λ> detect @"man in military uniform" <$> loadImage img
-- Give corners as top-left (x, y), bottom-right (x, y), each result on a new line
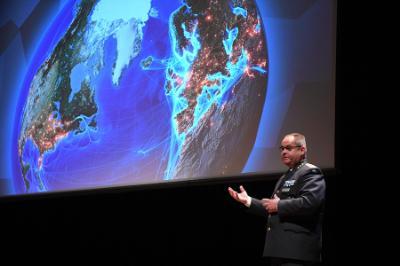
top-left (228, 133), bottom-right (326, 266)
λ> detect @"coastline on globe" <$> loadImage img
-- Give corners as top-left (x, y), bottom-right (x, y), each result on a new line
top-left (14, 0), bottom-right (268, 194)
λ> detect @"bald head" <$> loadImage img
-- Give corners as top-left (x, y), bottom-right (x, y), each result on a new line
top-left (284, 133), bottom-right (307, 149)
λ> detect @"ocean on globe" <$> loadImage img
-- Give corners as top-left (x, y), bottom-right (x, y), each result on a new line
top-left (14, 0), bottom-right (268, 194)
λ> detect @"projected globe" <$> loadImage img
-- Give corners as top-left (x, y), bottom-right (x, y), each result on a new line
top-left (15, 0), bottom-right (268, 193)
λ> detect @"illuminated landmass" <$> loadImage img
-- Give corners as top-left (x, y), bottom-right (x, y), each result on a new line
top-left (163, 0), bottom-right (267, 179)
top-left (18, 0), bottom-right (152, 191)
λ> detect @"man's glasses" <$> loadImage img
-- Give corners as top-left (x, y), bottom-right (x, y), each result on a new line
top-left (279, 145), bottom-right (301, 152)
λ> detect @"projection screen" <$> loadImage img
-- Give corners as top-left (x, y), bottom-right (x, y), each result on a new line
top-left (0, 0), bottom-right (336, 196)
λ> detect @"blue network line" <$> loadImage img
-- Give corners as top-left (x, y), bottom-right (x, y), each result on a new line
top-left (163, 5), bottom-right (266, 180)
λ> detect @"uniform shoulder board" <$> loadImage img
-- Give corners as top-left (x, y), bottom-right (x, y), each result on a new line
top-left (310, 168), bottom-right (321, 174)
top-left (305, 163), bottom-right (317, 169)
top-left (305, 163), bottom-right (321, 174)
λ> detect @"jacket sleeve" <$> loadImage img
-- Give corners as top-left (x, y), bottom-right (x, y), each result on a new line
top-left (277, 170), bottom-right (325, 218)
top-left (247, 197), bottom-right (269, 218)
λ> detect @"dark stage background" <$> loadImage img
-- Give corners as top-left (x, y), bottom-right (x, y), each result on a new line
top-left (1, 1), bottom-right (370, 265)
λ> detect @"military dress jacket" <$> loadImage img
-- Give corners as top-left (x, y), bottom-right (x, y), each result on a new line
top-left (248, 162), bottom-right (326, 262)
